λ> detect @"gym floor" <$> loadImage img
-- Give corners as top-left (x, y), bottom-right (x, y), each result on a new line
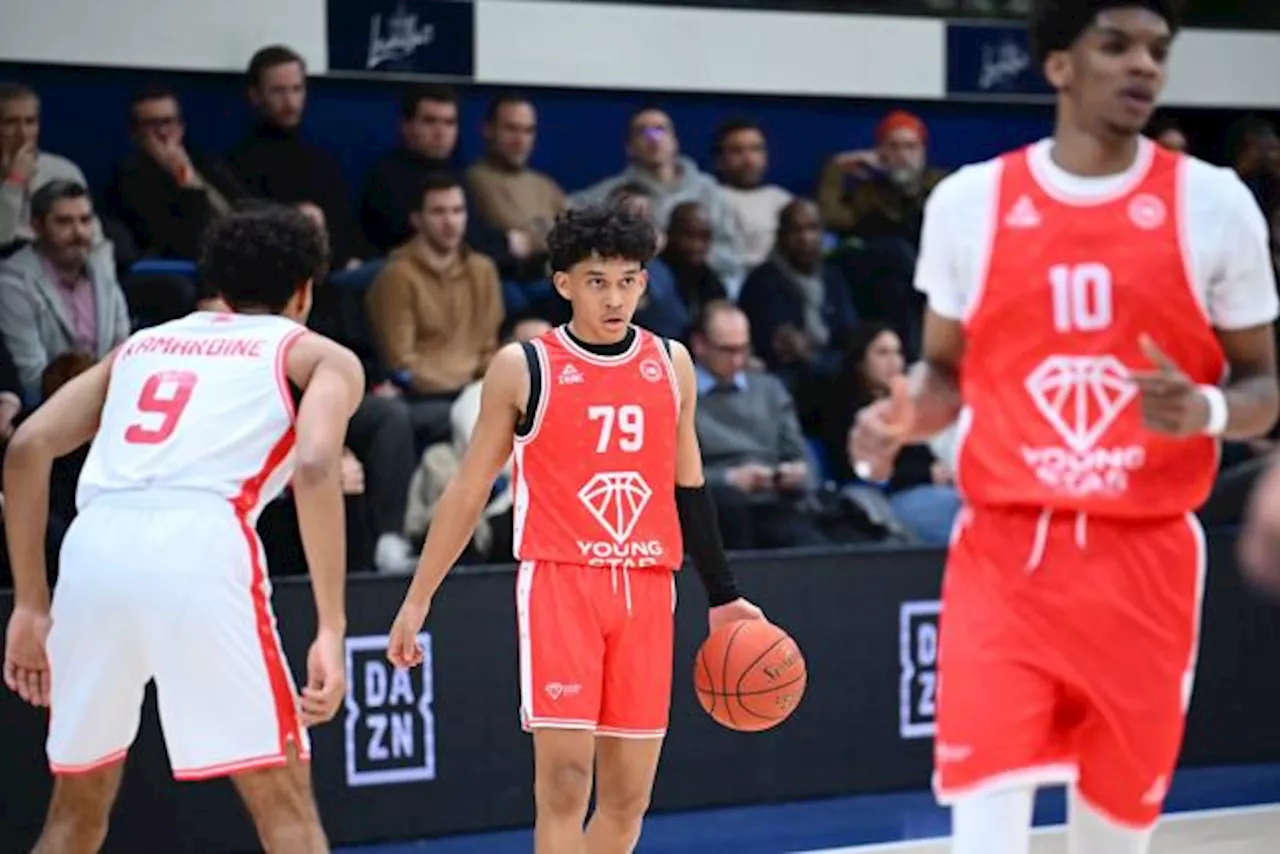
top-left (335, 762), bottom-right (1280, 853)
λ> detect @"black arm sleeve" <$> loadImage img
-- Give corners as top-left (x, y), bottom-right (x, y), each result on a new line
top-left (676, 484), bottom-right (740, 607)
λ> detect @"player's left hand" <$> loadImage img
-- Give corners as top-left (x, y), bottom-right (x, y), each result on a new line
top-left (708, 597), bottom-right (766, 634)
top-left (1130, 334), bottom-right (1211, 438)
top-left (300, 628), bottom-right (346, 727)
top-left (3, 605), bottom-right (52, 707)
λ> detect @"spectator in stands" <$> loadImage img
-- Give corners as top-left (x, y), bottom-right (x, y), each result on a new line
top-left (1147, 115), bottom-right (1188, 152)
top-left (737, 198), bottom-right (855, 402)
top-left (660, 201), bottom-right (728, 324)
top-left (1228, 116), bottom-right (1280, 215)
top-left (366, 173), bottom-right (503, 445)
top-left (712, 116), bottom-right (792, 270)
top-left (571, 107), bottom-right (747, 289)
top-left (103, 85), bottom-right (247, 262)
top-left (816, 109), bottom-right (945, 248)
top-left (228, 46), bottom-right (361, 268)
top-left (691, 301), bottom-right (827, 550)
top-left (0, 181), bottom-right (130, 393)
top-left (0, 82), bottom-right (99, 254)
top-left (361, 85), bottom-right (530, 280)
top-left (821, 322), bottom-right (959, 545)
top-left (608, 183), bottom-right (691, 340)
top-left (466, 93), bottom-right (565, 268)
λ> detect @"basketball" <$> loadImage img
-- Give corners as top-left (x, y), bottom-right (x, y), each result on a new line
top-left (694, 620), bottom-right (806, 732)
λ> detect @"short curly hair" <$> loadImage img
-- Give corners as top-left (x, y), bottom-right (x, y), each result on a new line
top-left (1030, 0), bottom-right (1183, 64)
top-left (198, 203), bottom-right (329, 313)
top-left (546, 203), bottom-right (658, 274)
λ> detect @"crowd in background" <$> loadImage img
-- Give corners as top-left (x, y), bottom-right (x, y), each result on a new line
top-left (1, 43), bottom-right (1279, 585)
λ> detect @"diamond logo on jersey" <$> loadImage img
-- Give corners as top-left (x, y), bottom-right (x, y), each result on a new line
top-left (1024, 355), bottom-right (1136, 454)
top-left (578, 471), bottom-right (652, 544)
top-left (1004, 195), bottom-right (1041, 228)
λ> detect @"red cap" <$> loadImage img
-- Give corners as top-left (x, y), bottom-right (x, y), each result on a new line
top-left (876, 110), bottom-right (927, 144)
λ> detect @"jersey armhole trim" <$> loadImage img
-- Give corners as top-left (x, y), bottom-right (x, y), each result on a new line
top-left (514, 341), bottom-right (543, 440)
top-left (275, 327), bottom-right (309, 423)
top-left (961, 158), bottom-right (1006, 327)
top-left (653, 336), bottom-right (682, 413)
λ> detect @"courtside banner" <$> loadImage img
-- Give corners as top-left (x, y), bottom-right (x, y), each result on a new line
top-left (2, 535), bottom-right (1280, 850)
top-left (327, 0), bottom-right (475, 77)
top-left (945, 22), bottom-right (1053, 101)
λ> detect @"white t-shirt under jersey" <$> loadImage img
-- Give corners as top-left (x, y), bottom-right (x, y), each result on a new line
top-left (914, 137), bottom-right (1280, 330)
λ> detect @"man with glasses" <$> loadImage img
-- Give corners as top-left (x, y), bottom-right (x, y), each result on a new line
top-left (690, 300), bottom-right (828, 550)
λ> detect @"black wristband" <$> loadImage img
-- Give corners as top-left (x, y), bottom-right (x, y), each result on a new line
top-left (675, 484), bottom-right (741, 607)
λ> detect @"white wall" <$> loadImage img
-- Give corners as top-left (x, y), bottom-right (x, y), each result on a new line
top-left (3, 0), bottom-right (1280, 107)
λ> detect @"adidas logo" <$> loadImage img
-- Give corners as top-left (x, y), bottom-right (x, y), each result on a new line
top-left (1004, 195), bottom-right (1041, 228)
top-left (558, 363), bottom-right (584, 385)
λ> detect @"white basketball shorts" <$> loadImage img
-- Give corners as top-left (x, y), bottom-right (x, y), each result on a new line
top-left (46, 490), bottom-right (309, 780)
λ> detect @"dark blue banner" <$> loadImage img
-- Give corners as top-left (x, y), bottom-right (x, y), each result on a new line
top-left (946, 22), bottom-right (1053, 100)
top-left (328, 0), bottom-right (475, 78)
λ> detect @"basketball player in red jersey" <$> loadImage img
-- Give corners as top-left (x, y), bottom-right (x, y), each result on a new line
top-left (386, 203), bottom-right (764, 853)
top-left (852, 2), bottom-right (1279, 852)
top-left (3, 206), bottom-right (364, 852)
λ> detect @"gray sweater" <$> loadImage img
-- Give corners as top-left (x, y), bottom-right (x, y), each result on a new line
top-left (570, 155), bottom-right (747, 288)
top-left (694, 369), bottom-right (811, 493)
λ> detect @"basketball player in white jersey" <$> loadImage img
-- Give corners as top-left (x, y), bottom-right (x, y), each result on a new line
top-left (2, 205), bottom-right (365, 853)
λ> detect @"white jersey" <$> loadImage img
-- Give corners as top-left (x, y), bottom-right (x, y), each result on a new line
top-left (76, 311), bottom-right (308, 522)
top-left (915, 136), bottom-right (1280, 330)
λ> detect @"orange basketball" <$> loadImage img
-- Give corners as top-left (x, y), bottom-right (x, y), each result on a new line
top-left (694, 619), bottom-right (806, 732)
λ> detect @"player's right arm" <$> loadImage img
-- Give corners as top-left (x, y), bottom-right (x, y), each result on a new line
top-left (287, 334), bottom-right (366, 635)
top-left (387, 342), bottom-right (525, 667)
top-left (848, 169), bottom-right (970, 480)
top-left (3, 351), bottom-right (114, 705)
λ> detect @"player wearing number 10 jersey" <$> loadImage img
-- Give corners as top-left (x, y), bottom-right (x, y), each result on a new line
top-left (3, 205), bottom-right (365, 853)
top-left (851, 2), bottom-right (1280, 853)
top-left (387, 204), bottom-right (763, 854)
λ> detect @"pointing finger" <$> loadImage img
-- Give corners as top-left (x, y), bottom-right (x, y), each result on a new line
top-left (1139, 334), bottom-right (1181, 376)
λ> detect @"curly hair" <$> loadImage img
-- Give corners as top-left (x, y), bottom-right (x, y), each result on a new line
top-left (197, 203), bottom-right (329, 313)
top-left (1030, 0), bottom-right (1183, 64)
top-left (546, 203), bottom-right (658, 274)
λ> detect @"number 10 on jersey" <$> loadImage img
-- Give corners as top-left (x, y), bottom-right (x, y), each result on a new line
top-left (1049, 263), bottom-right (1112, 332)
top-left (588, 404), bottom-right (644, 453)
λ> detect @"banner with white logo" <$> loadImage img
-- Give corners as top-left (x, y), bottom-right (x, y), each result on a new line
top-left (899, 600), bottom-right (941, 740)
top-left (328, 0), bottom-right (475, 77)
top-left (343, 633), bottom-right (437, 787)
top-left (945, 22), bottom-right (1053, 100)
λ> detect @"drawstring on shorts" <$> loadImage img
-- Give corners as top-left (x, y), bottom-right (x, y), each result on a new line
top-left (609, 565), bottom-right (634, 615)
top-left (1024, 509), bottom-right (1090, 573)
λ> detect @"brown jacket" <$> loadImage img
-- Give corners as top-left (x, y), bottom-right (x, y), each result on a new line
top-left (815, 160), bottom-right (947, 241)
top-left (366, 242), bottom-right (503, 394)
top-left (466, 158), bottom-right (566, 251)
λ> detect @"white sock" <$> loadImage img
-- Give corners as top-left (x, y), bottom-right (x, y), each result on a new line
top-left (951, 785), bottom-right (1035, 854)
top-left (1067, 788), bottom-right (1154, 854)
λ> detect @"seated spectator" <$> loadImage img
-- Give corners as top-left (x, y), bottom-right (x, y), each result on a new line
top-left (737, 198), bottom-right (855, 405)
top-left (571, 107), bottom-right (747, 289)
top-left (366, 173), bottom-right (503, 446)
top-left (0, 182), bottom-right (131, 394)
top-left (228, 46), bottom-right (361, 268)
top-left (660, 201), bottom-right (728, 323)
top-left (466, 93), bottom-right (565, 270)
top-left (820, 322), bottom-right (960, 545)
top-left (607, 183), bottom-right (693, 340)
top-left (712, 116), bottom-right (792, 270)
top-left (0, 82), bottom-right (100, 254)
top-left (361, 85), bottom-right (526, 281)
top-left (103, 85), bottom-right (248, 261)
top-left (691, 301), bottom-right (828, 551)
top-left (816, 109), bottom-right (945, 248)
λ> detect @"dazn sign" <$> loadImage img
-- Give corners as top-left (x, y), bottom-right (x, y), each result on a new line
top-left (343, 633), bottom-right (437, 787)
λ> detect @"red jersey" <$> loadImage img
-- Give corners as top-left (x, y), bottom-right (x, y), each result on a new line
top-left (956, 144), bottom-right (1226, 518)
top-left (512, 326), bottom-right (684, 569)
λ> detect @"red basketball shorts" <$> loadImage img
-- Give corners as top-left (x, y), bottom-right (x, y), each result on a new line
top-left (932, 506), bottom-right (1206, 828)
top-left (515, 561), bottom-right (675, 737)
